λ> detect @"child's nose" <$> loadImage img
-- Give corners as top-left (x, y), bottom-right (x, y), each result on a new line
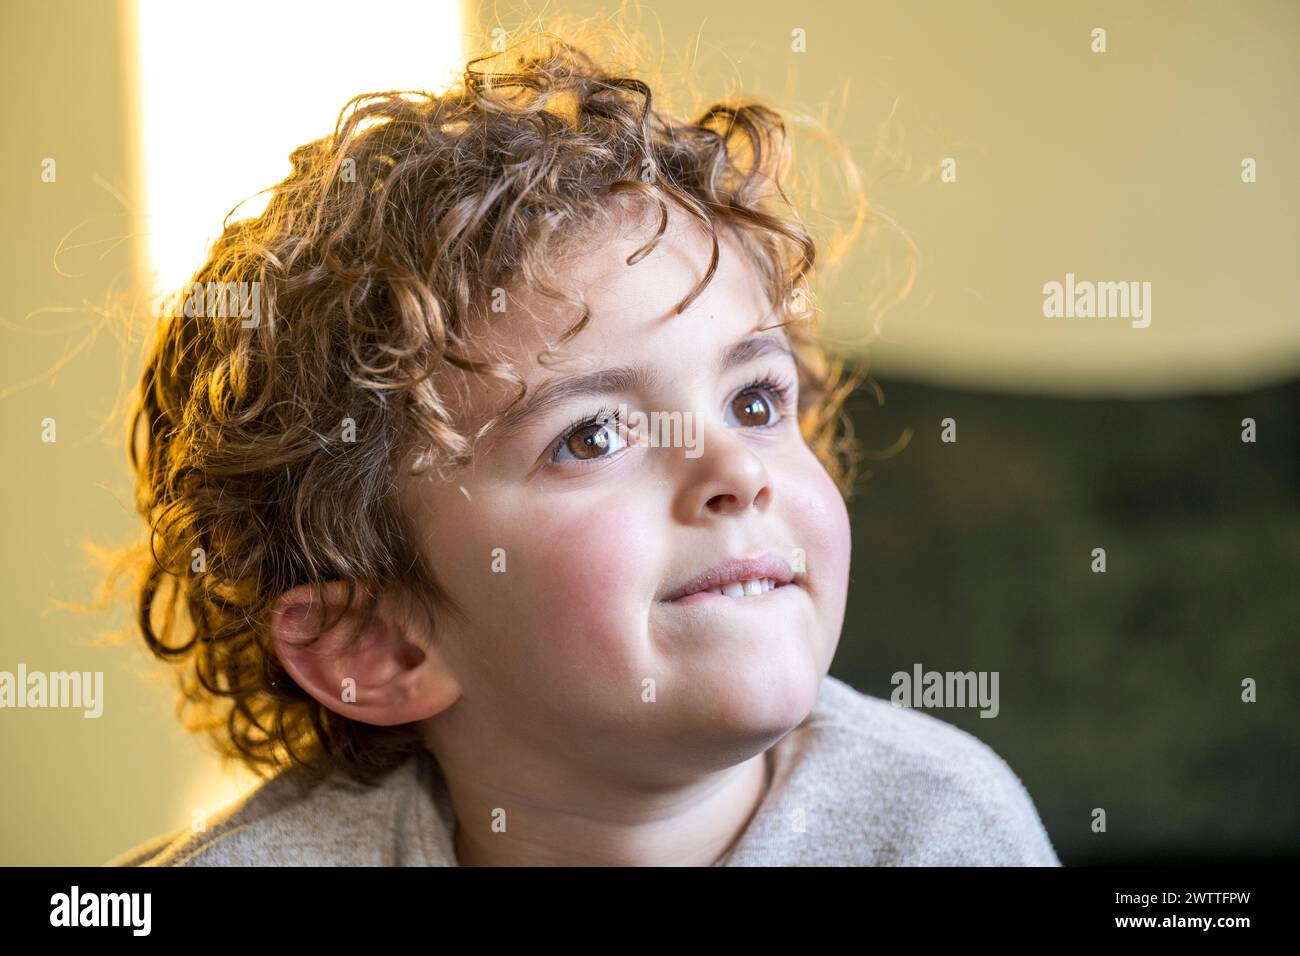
top-left (669, 426), bottom-right (774, 523)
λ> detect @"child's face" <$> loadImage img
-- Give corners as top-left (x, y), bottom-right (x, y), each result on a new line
top-left (403, 201), bottom-right (851, 773)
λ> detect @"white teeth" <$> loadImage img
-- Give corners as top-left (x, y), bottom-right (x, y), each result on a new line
top-left (706, 577), bottom-right (778, 598)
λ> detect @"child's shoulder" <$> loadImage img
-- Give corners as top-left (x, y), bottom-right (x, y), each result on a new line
top-left (809, 673), bottom-right (1027, 776)
top-left (103, 754), bottom-right (438, 867)
top-left (729, 674), bottom-right (1061, 866)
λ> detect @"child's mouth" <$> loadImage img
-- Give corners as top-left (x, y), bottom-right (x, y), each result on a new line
top-left (668, 578), bottom-right (795, 606)
top-left (658, 552), bottom-right (797, 604)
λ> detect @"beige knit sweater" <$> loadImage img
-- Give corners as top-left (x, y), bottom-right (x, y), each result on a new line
top-left (106, 675), bottom-right (1061, 866)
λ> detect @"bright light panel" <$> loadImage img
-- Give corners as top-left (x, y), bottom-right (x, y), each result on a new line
top-left (132, 0), bottom-right (465, 298)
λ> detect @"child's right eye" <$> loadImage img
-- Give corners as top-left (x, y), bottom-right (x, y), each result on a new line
top-left (551, 410), bottom-right (629, 464)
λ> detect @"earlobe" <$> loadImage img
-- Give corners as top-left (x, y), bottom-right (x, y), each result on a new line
top-left (268, 581), bottom-right (461, 726)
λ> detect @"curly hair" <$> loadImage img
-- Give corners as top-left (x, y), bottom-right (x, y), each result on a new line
top-left (120, 27), bottom-right (872, 791)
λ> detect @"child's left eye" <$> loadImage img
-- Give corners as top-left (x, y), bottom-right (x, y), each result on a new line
top-left (551, 410), bottom-right (627, 464)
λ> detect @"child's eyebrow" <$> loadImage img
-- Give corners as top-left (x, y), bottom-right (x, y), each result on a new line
top-left (491, 330), bottom-right (795, 441)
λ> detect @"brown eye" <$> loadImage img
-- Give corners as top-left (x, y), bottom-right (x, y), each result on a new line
top-left (727, 387), bottom-right (777, 428)
top-left (552, 416), bottom-right (627, 463)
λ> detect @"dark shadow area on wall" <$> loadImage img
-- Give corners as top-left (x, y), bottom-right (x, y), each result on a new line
top-left (830, 375), bottom-right (1300, 866)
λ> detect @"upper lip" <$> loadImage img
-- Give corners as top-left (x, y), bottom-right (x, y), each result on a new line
top-left (660, 552), bottom-right (797, 602)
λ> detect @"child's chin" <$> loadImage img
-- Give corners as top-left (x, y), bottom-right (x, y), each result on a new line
top-left (687, 657), bottom-right (824, 734)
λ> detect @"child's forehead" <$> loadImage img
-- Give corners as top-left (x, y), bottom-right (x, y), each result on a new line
top-left (480, 210), bottom-right (773, 371)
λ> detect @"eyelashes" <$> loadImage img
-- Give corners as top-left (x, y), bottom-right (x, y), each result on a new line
top-left (560, 404), bottom-right (624, 443)
top-left (735, 371), bottom-right (796, 415)
top-left (549, 370), bottom-right (798, 465)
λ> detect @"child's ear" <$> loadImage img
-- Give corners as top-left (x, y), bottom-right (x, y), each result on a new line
top-left (269, 581), bottom-right (460, 726)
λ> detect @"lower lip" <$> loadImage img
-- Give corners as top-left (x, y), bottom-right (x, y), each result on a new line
top-left (665, 582), bottom-right (799, 607)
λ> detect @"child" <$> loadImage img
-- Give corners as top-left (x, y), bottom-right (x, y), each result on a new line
top-left (106, 31), bottom-right (1059, 867)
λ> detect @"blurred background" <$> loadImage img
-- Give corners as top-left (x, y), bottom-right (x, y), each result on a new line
top-left (1, 0), bottom-right (1295, 866)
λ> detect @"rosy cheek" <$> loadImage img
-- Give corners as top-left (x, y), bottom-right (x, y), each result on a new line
top-left (786, 453), bottom-right (853, 581)
top-left (509, 499), bottom-right (653, 666)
